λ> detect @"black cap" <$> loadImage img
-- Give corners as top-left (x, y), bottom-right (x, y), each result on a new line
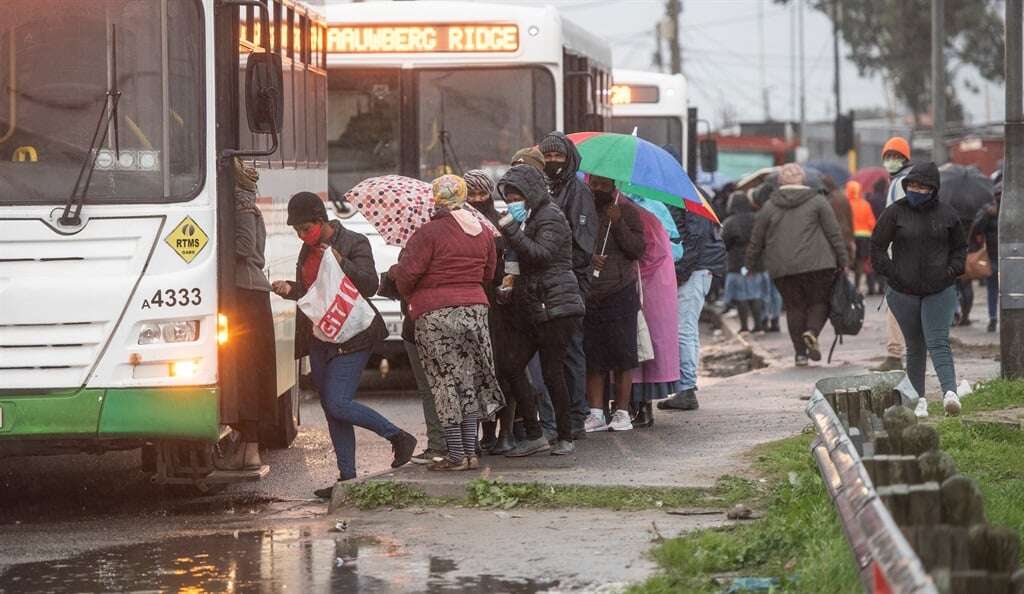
top-left (286, 192), bottom-right (327, 226)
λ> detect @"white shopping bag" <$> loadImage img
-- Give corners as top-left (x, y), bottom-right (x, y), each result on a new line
top-left (297, 253), bottom-right (376, 344)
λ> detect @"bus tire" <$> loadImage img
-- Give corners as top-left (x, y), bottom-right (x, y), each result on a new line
top-left (262, 389), bottom-right (298, 450)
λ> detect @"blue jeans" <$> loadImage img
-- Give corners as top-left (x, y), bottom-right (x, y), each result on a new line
top-left (887, 286), bottom-right (958, 397)
top-left (988, 264), bottom-right (999, 322)
top-left (309, 341), bottom-right (400, 479)
top-left (677, 270), bottom-right (712, 391)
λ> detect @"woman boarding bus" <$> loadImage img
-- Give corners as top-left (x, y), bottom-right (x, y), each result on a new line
top-left (0, 0), bottom-right (327, 492)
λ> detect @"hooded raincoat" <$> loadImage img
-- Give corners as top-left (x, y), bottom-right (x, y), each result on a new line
top-left (630, 205), bottom-right (682, 401)
top-left (540, 132), bottom-right (599, 294)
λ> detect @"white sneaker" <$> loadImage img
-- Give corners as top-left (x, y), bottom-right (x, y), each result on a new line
top-left (943, 391), bottom-right (962, 416)
top-left (584, 411), bottom-right (609, 433)
top-left (914, 397), bottom-right (929, 418)
top-left (608, 409), bottom-right (633, 432)
top-left (957, 380), bottom-right (973, 398)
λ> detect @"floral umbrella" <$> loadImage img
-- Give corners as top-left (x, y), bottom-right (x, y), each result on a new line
top-left (344, 175), bottom-right (499, 247)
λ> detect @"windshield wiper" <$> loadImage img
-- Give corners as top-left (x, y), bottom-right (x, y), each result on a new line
top-left (437, 90), bottom-right (463, 176)
top-left (60, 25), bottom-right (122, 227)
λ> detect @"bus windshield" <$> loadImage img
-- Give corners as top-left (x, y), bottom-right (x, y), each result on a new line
top-left (611, 116), bottom-right (682, 151)
top-left (0, 1), bottom-right (204, 205)
top-left (327, 67), bottom-right (554, 195)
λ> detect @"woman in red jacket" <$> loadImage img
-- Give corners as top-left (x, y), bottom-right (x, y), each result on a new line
top-left (389, 175), bottom-right (505, 471)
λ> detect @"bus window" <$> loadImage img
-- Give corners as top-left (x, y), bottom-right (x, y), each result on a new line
top-left (328, 69), bottom-right (401, 196)
top-left (416, 68), bottom-right (555, 180)
top-left (0, 0), bottom-right (203, 204)
top-left (611, 117), bottom-right (683, 150)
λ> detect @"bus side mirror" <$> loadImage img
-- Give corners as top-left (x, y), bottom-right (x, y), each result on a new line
top-left (699, 138), bottom-right (718, 173)
top-left (245, 52), bottom-right (284, 135)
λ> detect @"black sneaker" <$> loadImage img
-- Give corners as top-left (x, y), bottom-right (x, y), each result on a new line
top-left (314, 478), bottom-right (346, 500)
top-left (988, 319), bottom-right (997, 333)
top-left (389, 431), bottom-right (417, 468)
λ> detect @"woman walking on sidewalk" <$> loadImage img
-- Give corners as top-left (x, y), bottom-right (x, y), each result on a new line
top-left (273, 192), bottom-right (417, 498)
top-left (389, 175), bottom-right (505, 471)
top-left (746, 164), bottom-right (849, 366)
top-left (871, 162), bottom-right (967, 418)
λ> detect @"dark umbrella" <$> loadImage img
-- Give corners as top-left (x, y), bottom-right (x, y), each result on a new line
top-left (806, 160), bottom-right (850, 186)
top-left (938, 164), bottom-right (993, 221)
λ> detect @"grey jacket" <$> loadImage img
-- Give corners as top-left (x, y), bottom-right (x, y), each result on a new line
top-left (235, 190), bottom-right (272, 292)
top-left (746, 186), bottom-right (849, 279)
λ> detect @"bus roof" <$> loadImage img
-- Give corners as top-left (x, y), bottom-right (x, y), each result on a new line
top-left (323, 1), bottom-right (611, 68)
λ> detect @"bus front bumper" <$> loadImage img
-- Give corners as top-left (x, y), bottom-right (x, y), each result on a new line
top-left (0, 386), bottom-right (219, 443)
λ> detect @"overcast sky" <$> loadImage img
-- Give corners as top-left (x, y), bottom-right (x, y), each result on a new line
top-left (325, 0), bottom-right (1007, 129)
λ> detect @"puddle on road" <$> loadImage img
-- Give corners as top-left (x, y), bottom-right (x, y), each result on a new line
top-left (0, 528), bottom-right (558, 593)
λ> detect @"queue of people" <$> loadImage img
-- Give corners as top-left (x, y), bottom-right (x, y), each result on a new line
top-left (249, 130), bottom-right (980, 496)
top-left (261, 131), bottom-right (728, 492)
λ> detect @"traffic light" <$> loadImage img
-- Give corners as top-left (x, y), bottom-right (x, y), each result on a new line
top-left (835, 112), bottom-right (855, 156)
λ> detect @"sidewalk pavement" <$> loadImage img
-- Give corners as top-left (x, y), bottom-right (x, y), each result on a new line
top-left (369, 293), bottom-right (1000, 496)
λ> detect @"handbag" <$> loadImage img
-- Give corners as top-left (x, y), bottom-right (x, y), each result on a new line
top-left (636, 263), bottom-right (655, 363)
top-left (298, 253), bottom-right (377, 344)
top-left (963, 244), bottom-right (993, 280)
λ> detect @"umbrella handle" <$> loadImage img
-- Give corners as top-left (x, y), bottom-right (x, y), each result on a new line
top-left (593, 195), bottom-right (616, 278)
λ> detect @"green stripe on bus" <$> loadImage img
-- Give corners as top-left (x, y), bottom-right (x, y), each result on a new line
top-left (0, 390), bottom-right (103, 436)
top-left (99, 387), bottom-right (220, 442)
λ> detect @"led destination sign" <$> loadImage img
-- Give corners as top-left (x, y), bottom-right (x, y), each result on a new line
top-left (326, 24), bottom-right (519, 54)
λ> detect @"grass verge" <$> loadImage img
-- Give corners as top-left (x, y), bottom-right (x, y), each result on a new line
top-left (628, 379), bottom-right (1024, 593)
top-left (338, 475), bottom-right (759, 512)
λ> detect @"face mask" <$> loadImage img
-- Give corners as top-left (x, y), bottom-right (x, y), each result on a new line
top-left (544, 161), bottom-right (565, 179)
top-left (884, 158), bottom-right (905, 174)
top-left (905, 190), bottom-right (932, 207)
top-left (299, 222), bottom-right (323, 246)
top-left (506, 201), bottom-right (529, 223)
top-left (592, 189), bottom-right (614, 205)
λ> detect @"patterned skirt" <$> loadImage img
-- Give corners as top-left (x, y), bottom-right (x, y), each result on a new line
top-left (415, 304), bottom-right (506, 426)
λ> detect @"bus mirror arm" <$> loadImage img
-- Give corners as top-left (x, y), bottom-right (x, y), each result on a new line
top-left (221, 99), bottom-right (278, 160)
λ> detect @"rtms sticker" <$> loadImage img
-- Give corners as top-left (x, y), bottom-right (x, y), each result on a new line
top-left (164, 216), bottom-right (208, 264)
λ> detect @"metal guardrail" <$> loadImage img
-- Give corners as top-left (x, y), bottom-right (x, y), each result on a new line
top-left (806, 372), bottom-right (938, 594)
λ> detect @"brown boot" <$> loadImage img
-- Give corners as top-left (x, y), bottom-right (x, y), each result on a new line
top-left (242, 442), bottom-right (262, 470)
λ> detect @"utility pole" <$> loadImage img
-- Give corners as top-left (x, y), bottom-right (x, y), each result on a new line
top-left (790, 2), bottom-right (796, 122)
top-left (798, 0), bottom-right (807, 155)
top-left (832, 0), bottom-right (840, 118)
top-left (759, 1), bottom-right (770, 120)
top-left (931, 0), bottom-right (947, 163)
top-left (666, 0), bottom-right (682, 75)
top-left (653, 23), bottom-right (664, 72)
top-left (1001, 0), bottom-right (1024, 377)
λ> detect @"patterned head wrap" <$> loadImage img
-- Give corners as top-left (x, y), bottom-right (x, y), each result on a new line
top-left (463, 170), bottom-right (495, 202)
top-left (778, 163), bottom-right (806, 186)
top-left (431, 174), bottom-right (468, 210)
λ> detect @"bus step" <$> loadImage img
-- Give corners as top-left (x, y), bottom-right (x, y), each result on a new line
top-left (203, 465), bottom-right (271, 483)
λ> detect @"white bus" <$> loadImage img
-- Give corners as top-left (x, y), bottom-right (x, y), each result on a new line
top-left (0, 0), bottom-right (326, 490)
top-left (321, 1), bottom-right (613, 357)
top-left (610, 69), bottom-right (688, 165)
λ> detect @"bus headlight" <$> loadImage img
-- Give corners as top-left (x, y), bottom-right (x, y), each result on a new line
top-left (138, 320), bottom-right (200, 345)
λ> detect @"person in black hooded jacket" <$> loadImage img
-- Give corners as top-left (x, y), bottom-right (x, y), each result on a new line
top-left (495, 164), bottom-right (585, 458)
top-left (871, 162), bottom-right (967, 418)
top-left (538, 131), bottom-right (598, 436)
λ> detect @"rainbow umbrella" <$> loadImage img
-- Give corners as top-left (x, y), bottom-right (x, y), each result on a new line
top-left (567, 132), bottom-right (720, 224)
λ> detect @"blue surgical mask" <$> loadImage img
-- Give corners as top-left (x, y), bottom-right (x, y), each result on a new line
top-left (507, 201), bottom-right (529, 222)
top-left (905, 189), bottom-right (933, 207)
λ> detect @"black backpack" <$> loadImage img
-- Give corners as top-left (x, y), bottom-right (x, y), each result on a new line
top-left (827, 272), bottom-right (865, 363)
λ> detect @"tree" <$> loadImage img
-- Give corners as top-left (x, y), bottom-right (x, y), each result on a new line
top-left (776, 0), bottom-right (1004, 125)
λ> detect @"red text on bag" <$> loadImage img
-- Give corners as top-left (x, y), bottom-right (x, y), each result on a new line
top-left (318, 277), bottom-right (362, 339)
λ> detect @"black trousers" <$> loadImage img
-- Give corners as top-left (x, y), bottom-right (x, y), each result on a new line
top-left (773, 269), bottom-right (835, 356)
top-left (495, 315), bottom-right (579, 442)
